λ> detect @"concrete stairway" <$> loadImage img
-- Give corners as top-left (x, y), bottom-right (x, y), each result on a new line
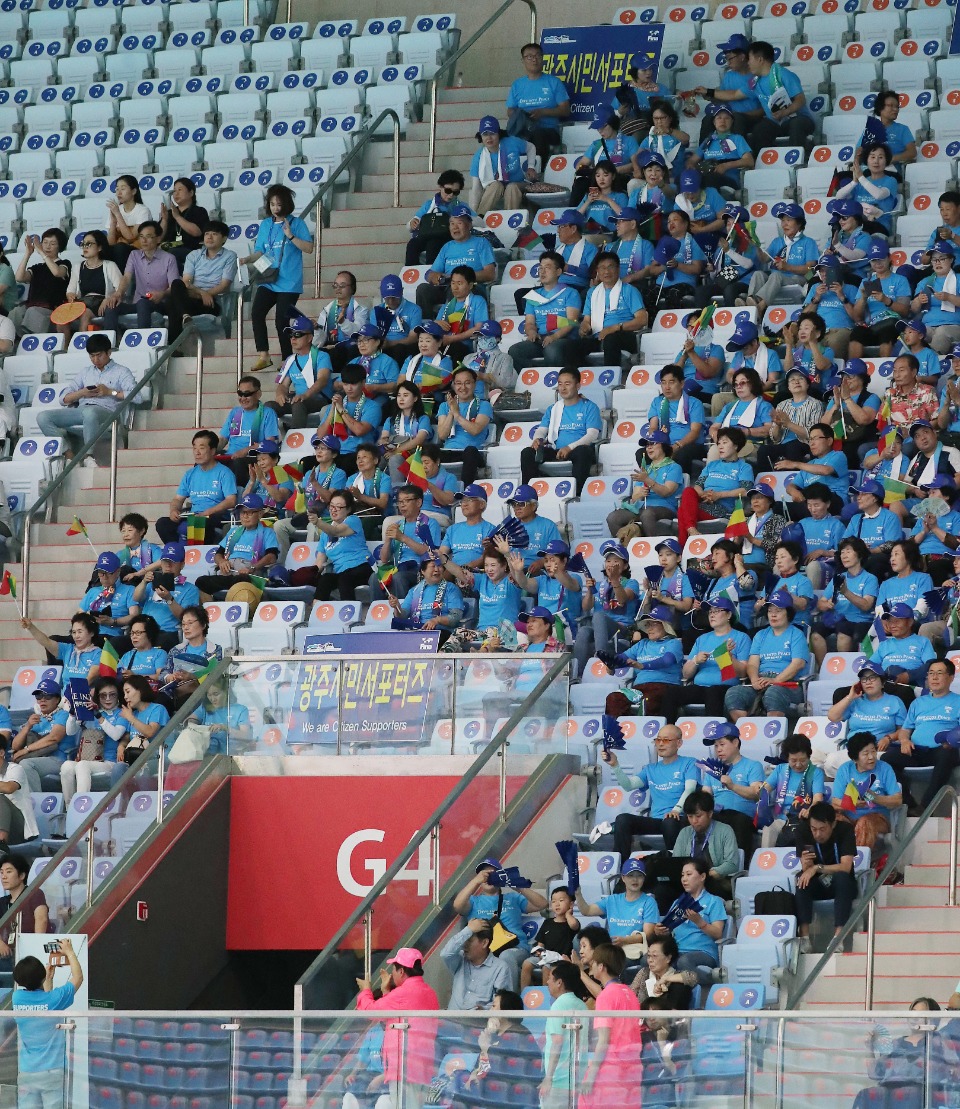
top-left (0, 82), bottom-right (511, 685)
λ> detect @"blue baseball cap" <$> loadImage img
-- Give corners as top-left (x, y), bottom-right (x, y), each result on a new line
top-left (950, 343), bottom-right (960, 359)
top-left (911, 419), bottom-right (935, 437)
top-left (518, 606), bottom-right (554, 623)
top-left (256, 439), bottom-right (281, 456)
top-left (639, 426), bottom-right (670, 445)
top-left (476, 114), bottom-right (501, 136)
top-left (449, 204), bottom-right (474, 220)
top-left (854, 478), bottom-right (884, 499)
top-left (654, 237), bottom-right (681, 265)
top-left (748, 482), bottom-right (776, 500)
top-left (629, 52), bottom-right (657, 70)
top-left (356, 322), bottom-right (383, 339)
top-left (932, 240), bottom-right (957, 258)
top-left (764, 589), bottom-right (794, 609)
top-left (723, 202), bottom-right (748, 222)
top-left (414, 320), bottom-right (445, 338)
top-left (711, 103), bottom-right (735, 119)
top-left (476, 857), bottom-right (502, 872)
top-left (454, 483), bottom-right (488, 502)
top-left (95, 551), bottom-right (121, 573)
top-left (816, 252), bottom-right (838, 269)
top-left (507, 484), bottom-right (539, 504)
top-left (32, 678), bottom-right (62, 698)
top-left (621, 857), bottom-right (646, 876)
top-left (841, 357), bottom-right (869, 378)
top-left (550, 209), bottom-right (585, 227)
top-left (603, 542), bottom-right (630, 561)
top-left (637, 150), bottom-right (668, 169)
top-left (589, 104), bottom-right (616, 129)
top-left (772, 201), bottom-right (804, 221)
top-left (936, 727), bottom-right (960, 749)
top-left (858, 660), bottom-right (886, 679)
top-left (614, 206), bottom-right (644, 223)
top-left (719, 32), bottom-right (750, 52)
top-left (866, 239), bottom-right (890, 259)
top-left (238, 493), bottom-right (265, 511)
top-left (311, 433), bottom-right (341, 452)
top-left (380, 274), bottom-right (403, 297)
top-left (897, 318), bottom-right (927, 337)
top-left (882, 602), bottom-right (914, 620)
top-left (479, 319), bottom-right (502, 338)
top-left (922, 475), bottom-right (955, 491)
top-left (679, 168), bottom-right (702, 193)
top-left (283, 314), bottom-right (315, 334)
top-left (826, 198), bottom-right (863, 219)
top-left (161, 542), bottom-right (185, 562)
top-left (707, 596), bottom-right (736, 612)
top-left (656, 538), bottom-right (682, 555)
top-left (639, 604), bottom-right (677, 634)
top-left (703, 721), bottom-right (740, 743)
top-left (725, 321), bottom-right (760, 351)
top-left (538, 539), bottom-right (570, 558)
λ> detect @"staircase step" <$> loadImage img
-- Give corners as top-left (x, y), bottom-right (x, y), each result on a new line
top-left (799, 973), bottom-right (955, 1003)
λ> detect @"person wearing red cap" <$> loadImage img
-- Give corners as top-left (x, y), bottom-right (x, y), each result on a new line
top-left (356, 947), bottom-right (439, 1109)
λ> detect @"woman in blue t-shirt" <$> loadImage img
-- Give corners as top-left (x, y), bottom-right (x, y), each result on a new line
top-left (761, 733), bottom-right (825, 847)
top-left (832, 143), bottom-right (900, 235)
top-left (875, 540), bottom-right (934, 612)
top-left (61, 676), bottom-right (129, 802)
top-left (22, 612), bottom-right (100, 690)
top-left (119, 674), bottom-right (171, 765)
top-left (118, 614), bottom-right (169, 682)
top-left (579, 543), bottom-right (640, 676)
top-left (312, 489), bottom-right (374, 601)
top-left (187, 680), bottom-right (252, 756)
top-left (831, 731), bottom-right (902, 849)
top-left (243, 184), bottom-right (314, 373)
top-left (811, 536), bottom-right (879, 669)
top-left (576, 160), bottom-right (629, 233)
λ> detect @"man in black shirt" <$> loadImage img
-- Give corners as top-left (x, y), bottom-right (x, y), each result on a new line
top-left (795, 801), bottom-right (857, 953)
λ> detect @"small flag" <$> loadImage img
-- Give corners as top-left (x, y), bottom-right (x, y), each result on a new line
top-left (601, 715), bottom-right (626, 753)
top-left (330, 406), bottom-right (349, 441)
top-left (881, 426), bottom-right (897, 454)
top-left (712, 641), bottom-right (736, 681)
top-left (841, 780), bottom-right (861, 813)
top-left (876, 395), bottom-right (892, 437)
top-left (195, 658), bottom-right (219, 684)
top-left (860, 616), bottom-right (887, 658)
top-left (545, 313), bottom-right (574, 332)
top-left (555, 840), bottom-right (580, 894)
top-left (66, 516), bottom-right (87, 537)
top-left (281, 462), bottom-right (303, 482)
top-left (99, 638), bottom-right (120, 678)
top-left (417, 367), bottom-right (452, 392)
top-left (882, 476), bottom-right (909, 506)
top-left (186, 514), bottom-right (206, 545)
top-left (833, 414), bottom-right (845, 452)
top-left (553, 612), bottom-right (570, 645)
top-left (398, 447), bottom-right (428, 491)
top-left (725, 496), bottom-right (748, 539)
top-left (377, 564), bottom-right (397, 594)
top-left (444, 300), bottom-right (467, 334)
top-left (0, 569), bottom-right (15, 599)
top-left (948, 604), bottom-right (960, 649)
top-left (514, 227), bottom-right (544, 254)
top-left (689, 301), bottom-right (715, 338)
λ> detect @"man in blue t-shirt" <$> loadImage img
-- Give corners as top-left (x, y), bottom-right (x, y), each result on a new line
top-left (216, 373), bottom-right (280, 483)
top-left (13, 936), bottom-right (83, 1108)
top-left (506, 42), bottom-right (570, 165)
top-left (132, 542), bottom-right (202, 647)
top-left (156, 429), bottom-right (238, 546)
top-left (693, 33), bottom-right (764, 142)
top-left (194, 493), bottom-right (280, 600)
top-left (520, 367), bottom-right (602, 495)
top-left (883, 657), bottom-right (960, 813)
top-left (418, 207), bottom-right (497, 317)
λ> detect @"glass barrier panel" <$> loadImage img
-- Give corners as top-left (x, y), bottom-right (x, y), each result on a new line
top-left (5, 1012), bottom-right (953, 1109)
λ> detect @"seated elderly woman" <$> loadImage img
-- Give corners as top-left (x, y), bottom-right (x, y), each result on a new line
top-left (668, 596), bottom-right (751, 721)
top-left (831, 731), bottom-right (902, 849)
top-left (760, 732), bottom-right (825, 848)
top-left (630, 932), bottom-right (696, 1008)
top-left (389, 555), bottom-right (464, 640)
top-left (652, 859), bottom-right (728, 986)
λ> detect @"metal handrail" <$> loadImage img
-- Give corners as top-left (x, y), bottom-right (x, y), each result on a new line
top-left (787, 785), bottom-right (960, 1009)
top-left (293, 650), bottom-right (572, 1007)
top-left (0, 654), bottom-right (232, 940)
top-left (18, 323), bottom-right (200, 616)
top-left (426, 0), bottom-right (538, 173)
top-left (295, 108), bottom-right (401, 296)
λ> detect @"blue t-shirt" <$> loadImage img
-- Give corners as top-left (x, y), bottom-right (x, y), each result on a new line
top-left (876, 571), bottom-right (935, 613)
top-left (469, 889), bottom-right (531, 948)
top-left (788, 449), bottom-right (850, 503)
top-left (56, 643), bottom-right (101, 685)
top-left (219, 404), bottom-right (280, 454)
top-left (469, 135), bottom-right (528, 183)
top-left (833, 567), bottom-right (879, 623)
top-left (219, 523), bottom-right (279, 565)
top-left (698, 132), bottom-right (751, 176)
top-left (699, 459), bottom-right (755, 517)
top-left (832, 758), bottom-right (900, 816)
top-left (679, 342), bottom-right (725, 396)
top-left (711, 755), bottom-right (765, 817)
top-left (191, 701), bottom-right (250, 755)
top-left (751, 65), bottom-right (810, 122)
top-left (773, 571), bottom-right (816, 627)
top-left (29, 708), bottom-right (72, 763)
top-left (639, 459), bottom-right (684, 512)
top-left (597, 891), bottom-right (659, 938)
top-left (765, 762), bottom-right (826, 812)
top-left (648, 394), bottom-right (706, 445)
top-left (843, 509), bottom-right (903, 549)
top-left (351, 353), bottom-right (401, 413)
top-left (140, 578), bottom-right (202, 632)
top-left (720, 68), bottom-right (761, 114)
top-left (615, 236), bottom-right (654, 278)
top-left (558, 239), bottom-right (599, 291)
top-left (319, 514), bottom-right (370, 573)
top-left (859, 273), bottom-right (912, 327)
top-left (280, 347), bottom-right (333, 397)
top-left (535, 572), bottom-right (582, 632)
top-left (438, 398), bottom-right (494, 450)
top-left (767, 233), bottom-right (820, 270)
top-left (874, 634), bottom-right (936, 679)
top-left (902, 692), bottom-right (960, 748)
top-left (632, 755), bottom-right (700, 819)
top-left (137, 701), bottom-right (172, 748)
top-left (846, 174), bottom-right (899, 230)
top-left (911, 509), bottom-right (960, 556)
top-left (519, 514), bottom-right (562, 568)
top-left (437, 293), bottom-right (489, 337)
top-left (717, 397), bottom-right (774, 434)
top-left (177, 463), bottom-right (238, 515)
top-left (658, 234), bottom-right (706, 288)
top-left (13, 982), bottom-right (76, 1073)
top-left (582, 192), bottom-right (630, 232)
top-left (691, 628), bottom-right (752, 686)
top-left (399, 581), bottom-right (464, 623)
top-left (750, 624), bottom-right (810, 679)
top-left (475, 573), bottom-right (523, 629)
top-left (119, 645), bottom-right (168, 677)
top-left (387, 515), bottom-right (442, 567)
top-left (802, 283), bottom-right (859, 330)
top-left (592, 576), bottom-right (641, 627)
top-left (536, 397), bottom-right (602, 451)
top-left (580, 131), bottom-right (641, 168)
top-left (844, 692), bottom-right (906, 741)
top-left (585, 280), bottom-right (646, 326)
top-left (506, 74), bottom-right (569, 131)
top-left (884, 120), bottom-right (914, 158)
top-left (119, 540), bottom-right (163, 572)
top-left (254, 215), bottom-right (312, 294)
top-left (429, 235), bottom-right (496, 278)
top-left (443, 520), bottom-right (496, 566)
top-left (916, 274), bottom-right (960, 327)
top-left (79, 581), bottom-right (138, 637)
top-left (524, 285), bottom-right (582, 335)
top-left (622, 636), bottom-right (683, 686)
top-left (799, 514), bottom-right (845, 555)
top-left (420, 466), bottom-right (458, 522)
top-left (318, 398), bottom-right (380, 453)
top-left (670, 889), bottom-right (727, 958)
top-left (381, 297), bottom-right (422, 340)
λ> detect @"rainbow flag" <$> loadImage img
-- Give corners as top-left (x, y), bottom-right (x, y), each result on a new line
top-left (725, 496), bottom-right (748, 539)
top-left (732, 219), bottom-right (762, 253)
top-left (293, 486), bottom-right (307, 514)
top-left (0, 569), bottom-right (15, 599)
top-left (377, 564), bottom-right (397, 594)
top-left (398, 447), bottom-right (428, 491)
top-left (99, 638), bottom-right (120, 678)
top-left (186, 514), bottom-right (206, 544)
top-left (882, 476), bottom-right (909, 505)
top-left (712, 641), bottom-right (736, 681)
top-left (840, 780), bottom-right (861, 813)
top-left (417, 366), bottom-right (452, 392)
top-left (330, 406), bottom-right (349, 441)
top-left (66, 516), bottom-right (87, 537)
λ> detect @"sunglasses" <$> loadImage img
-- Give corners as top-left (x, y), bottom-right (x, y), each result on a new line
top-left (288, 330), bottom-right (310, 339)
top-left (237, 389), bottom-right (258, 398)
top-left (442, 187), bottom-right (461, 196)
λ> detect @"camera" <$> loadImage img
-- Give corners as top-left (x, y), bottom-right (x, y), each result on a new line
top-left (43, 941), bottom-right (61, 954)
